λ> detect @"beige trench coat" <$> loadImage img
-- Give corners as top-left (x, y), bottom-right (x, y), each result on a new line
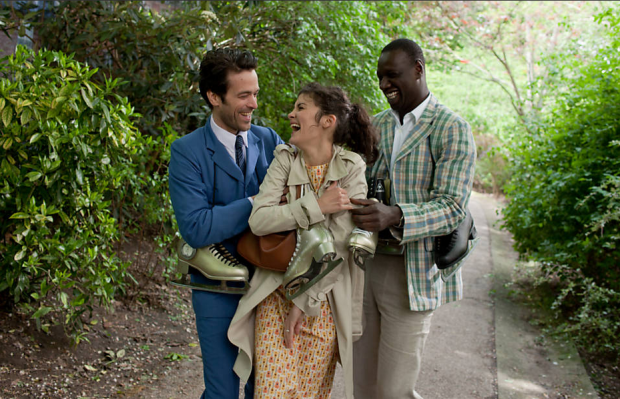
top-left (228, 144), bottom-right (367, 399)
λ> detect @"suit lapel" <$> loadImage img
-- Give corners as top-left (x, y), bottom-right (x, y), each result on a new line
top-left (394, 95), bottom-right (437, 164)
top-left (204, 120), bottom-right (244, 183)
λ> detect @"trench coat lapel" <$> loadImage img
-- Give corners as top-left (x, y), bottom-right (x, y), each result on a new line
top-left (286, 147), bottom-right (310, 188)
top-left (285, 145), bottom-right (349, 195)
top-left (323, 146), bottom-right (349, 184)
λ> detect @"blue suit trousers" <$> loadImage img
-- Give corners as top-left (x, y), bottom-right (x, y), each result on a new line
top-left (193, 287), bottom-right (254, 399)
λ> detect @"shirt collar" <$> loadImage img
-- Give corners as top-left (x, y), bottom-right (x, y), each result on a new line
top-left (287, 144), bottom-right (349, 186)
top-left (210, 116), bottom-right (248, 150)
top-left (390, 93), bottom-right (432, 127)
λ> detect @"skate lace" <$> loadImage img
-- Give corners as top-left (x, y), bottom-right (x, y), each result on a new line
top-left (351, 227), bottom-right (372, 237)
top-left (436, 230), bottom-right (458, 253)
top-left (211, 244), bottom-right (240, 267)
top-left (288, 231), bottom-right (302, 266)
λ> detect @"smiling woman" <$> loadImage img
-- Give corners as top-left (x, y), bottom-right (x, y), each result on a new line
top-left (288, 93), bottom-right (333, 166)
top-left (228, 83), bottom-right (379, 399)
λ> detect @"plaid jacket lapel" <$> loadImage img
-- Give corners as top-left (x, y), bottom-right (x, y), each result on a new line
top-left (394, 96), bottom-right (437, 165)
top-left (377, 112), bottom-right (395, 166)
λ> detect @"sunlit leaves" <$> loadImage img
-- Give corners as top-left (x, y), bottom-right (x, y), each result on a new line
top-left (2, 104), bottom-right (12, 126)
top-left (0, 46), bottom-right (137, 344)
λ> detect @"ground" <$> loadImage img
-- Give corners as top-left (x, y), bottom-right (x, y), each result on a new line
top-left (507, 266), bottom-right (620, 399)
top-left (0, 240), bottom-right (202, 399)
top-left (1, 197), bottom-right (619, 399)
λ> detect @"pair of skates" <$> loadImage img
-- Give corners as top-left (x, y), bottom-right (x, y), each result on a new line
top-left (281, 224), bottom-right (379, 299)
top-left (171, 223), bottom-right (378, 297)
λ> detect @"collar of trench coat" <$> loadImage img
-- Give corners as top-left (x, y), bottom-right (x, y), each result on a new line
top-left (285, 144), bottom-right (352, 196)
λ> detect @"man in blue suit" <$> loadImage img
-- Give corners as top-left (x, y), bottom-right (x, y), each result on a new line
top-left (168, 48), bottom-right (283, 399)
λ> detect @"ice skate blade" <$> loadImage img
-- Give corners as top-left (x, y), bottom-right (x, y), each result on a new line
top-left (284, 258), bottom-right (343, 301)
top-left (351, 248), bottom-right (373, 270)
top-left (171, 273), bottom-right (249, 294)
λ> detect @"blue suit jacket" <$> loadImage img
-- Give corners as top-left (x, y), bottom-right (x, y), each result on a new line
top-left (168, 118), bottom-right (283, 316)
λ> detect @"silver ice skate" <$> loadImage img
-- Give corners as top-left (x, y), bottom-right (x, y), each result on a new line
top-left (171, 234), bottom-right (250, 294)
top-left (347, 227), bottom-right (379, 270)
top-left (283, 224), bottom-right (343, 301)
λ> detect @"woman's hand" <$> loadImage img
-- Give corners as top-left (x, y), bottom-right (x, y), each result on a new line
top-left (279, 186), bottom-right (290, 205)
top-left (317, 181), bottom-right (352, 215)
top-left (283, 304), bottom-right (304, 349)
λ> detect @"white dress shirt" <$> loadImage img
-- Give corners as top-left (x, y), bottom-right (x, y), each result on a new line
top-left (210, 117), bottom-right (252, 203)
top-left (210, 117), bottom-right (248, 164)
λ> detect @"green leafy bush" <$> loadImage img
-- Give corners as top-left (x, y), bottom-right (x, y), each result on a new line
top-left (0, 46), bottom-right (140, 343)
top-left (26, 0), bottom-right (403, 263)
top-left (502, 7), bottom-right (620, 356)
top-left (32, 2), bottom-right (184, 265)
top-left (35, 1), bottom-right (210, 138)
top-left (34, 1), bottom-right (406, 141)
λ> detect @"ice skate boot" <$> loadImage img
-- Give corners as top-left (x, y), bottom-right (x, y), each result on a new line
top-left (433, 210), bottom-right (480, 282)
top-left (348, 198), bottom-right (380, 269)
top-left (347, 227), bottom-right (379, 270)
top-left (171, 235), bottom-right (250, 294)
top-left (283, 224), bottom-right (343, 301)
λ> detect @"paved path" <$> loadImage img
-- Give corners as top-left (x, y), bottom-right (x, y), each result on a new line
top-left (137, 192), bottom-right (598, 399)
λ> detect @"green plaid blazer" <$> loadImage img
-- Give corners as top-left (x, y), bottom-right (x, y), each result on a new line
top-left (367, 94), bottom-right (476, 311)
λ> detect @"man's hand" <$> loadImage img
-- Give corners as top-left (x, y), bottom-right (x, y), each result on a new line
top-left (317, 181), bottom-right (352, 215)
top-left (350, 198), bottom-right (402, 232)
top-left (283, 304), bottom-right (304, 349)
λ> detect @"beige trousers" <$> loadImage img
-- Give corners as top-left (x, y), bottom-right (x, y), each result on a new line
top-left (353, 254), bottom-right (434, 399)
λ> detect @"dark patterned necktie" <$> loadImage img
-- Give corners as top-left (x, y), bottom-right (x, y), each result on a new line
top-left (235, 134), bottom-right (245, 176)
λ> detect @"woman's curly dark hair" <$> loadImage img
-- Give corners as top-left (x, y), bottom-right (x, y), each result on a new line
top-left (299, 83), bottom-right (379, 165)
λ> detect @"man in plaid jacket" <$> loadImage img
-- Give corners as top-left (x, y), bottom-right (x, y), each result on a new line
top-left (350, 38), bottom-right (476, 398)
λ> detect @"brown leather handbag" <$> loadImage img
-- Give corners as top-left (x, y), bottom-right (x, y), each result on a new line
top-left (237, 186), bottom-right (302, 272)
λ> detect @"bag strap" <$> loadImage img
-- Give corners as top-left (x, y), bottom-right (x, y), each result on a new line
top-left (427, 134), bottom-right (435, 166)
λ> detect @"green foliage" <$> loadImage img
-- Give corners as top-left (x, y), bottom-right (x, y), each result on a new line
top-left (36, 1), bottom-right (208, 137)
top-left (427, 67), bottom-right (517, 194)
top-left (32, 1), bottom-right (406, 142)
top-left (551, 271), bottom-right (620, 354)
top-left (0, 1), bottom-right (40, 41)
top-left (198, 1), bottom-right (406, 138)
top-left (502, 6), bottom-right (620, 356)
top-left (411, 1), bottom-right (606, 126)
top-left (31, 2), bottom-right (182, 274)
top-left (0, 46), bottom-right (140, 343)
